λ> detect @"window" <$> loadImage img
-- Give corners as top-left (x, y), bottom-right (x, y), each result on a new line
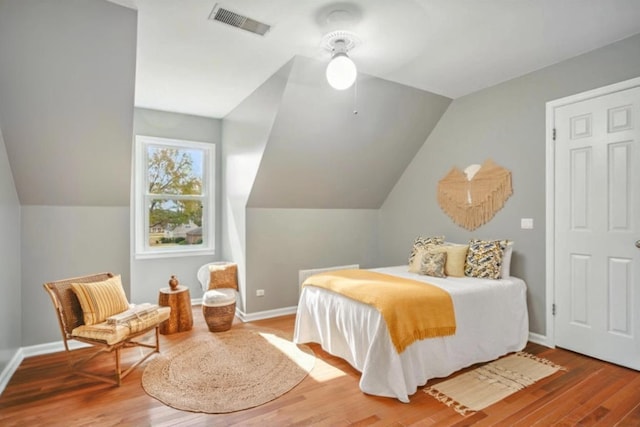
top-left (134, 135), bottom-right (215, 258)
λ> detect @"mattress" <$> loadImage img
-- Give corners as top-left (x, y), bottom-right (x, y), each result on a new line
top-left (293, 265), bottom-right (529, 402)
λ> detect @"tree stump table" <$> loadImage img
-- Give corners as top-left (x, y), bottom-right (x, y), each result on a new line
top-left (158, 286), bottom-right (193, 334)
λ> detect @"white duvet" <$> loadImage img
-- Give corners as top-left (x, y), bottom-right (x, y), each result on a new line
top-left (293, 266), bottom-right (529, 402)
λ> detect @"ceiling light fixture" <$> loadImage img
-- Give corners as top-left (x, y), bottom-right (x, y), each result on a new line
top-left (322, 31), bottom-right (359, 90)
top-left (326, 40), bottom-right (356, 90)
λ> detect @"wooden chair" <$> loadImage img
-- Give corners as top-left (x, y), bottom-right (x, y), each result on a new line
top-left (43, 272), bottom-right (168, 386)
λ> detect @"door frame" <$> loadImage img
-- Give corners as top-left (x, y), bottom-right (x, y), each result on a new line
top-left (545, 75), bottom-right (640, 348)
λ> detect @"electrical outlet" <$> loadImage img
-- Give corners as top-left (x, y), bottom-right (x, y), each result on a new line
top-left (256, 289), bottom-right (265, 297)
top-left (521, 218), bottom-right (534, 229)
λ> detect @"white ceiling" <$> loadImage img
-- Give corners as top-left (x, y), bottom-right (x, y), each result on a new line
top-left (108, 0), bottom-right (640, 119)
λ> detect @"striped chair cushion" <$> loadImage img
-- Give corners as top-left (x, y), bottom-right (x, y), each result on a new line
top-left (72, 307), bottom-right (170, 345)
top-left (71, 275), bottom-right (130, 325)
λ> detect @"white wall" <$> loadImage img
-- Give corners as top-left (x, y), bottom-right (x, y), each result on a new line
top-left (379, 32), bottom-right (640, 336)
top-left (0, 127), bottom-right (21, 373)
top-left (131, 108), bottom-right (222, 303)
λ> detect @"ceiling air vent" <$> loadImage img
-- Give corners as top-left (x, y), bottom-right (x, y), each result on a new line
top-left (208, 4), bottom-right (271, 36)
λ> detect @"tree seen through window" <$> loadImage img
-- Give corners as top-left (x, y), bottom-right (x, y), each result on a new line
top-left (147, 146), bottom-right (204, 247)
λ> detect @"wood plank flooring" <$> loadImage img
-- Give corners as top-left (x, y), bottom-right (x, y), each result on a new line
top-left (1, 308), bottom-right (640, 426)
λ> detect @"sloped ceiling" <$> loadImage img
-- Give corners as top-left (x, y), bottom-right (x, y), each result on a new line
top-left (106, 0), bottom-right (640, 118)
top-left (247, 56), bottom-right (451, 209)
top-left (0, 0), bottom-right (136, 206)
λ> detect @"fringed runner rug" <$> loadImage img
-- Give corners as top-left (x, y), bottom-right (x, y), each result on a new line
top-left (424, 352), bottom-right (565, 416)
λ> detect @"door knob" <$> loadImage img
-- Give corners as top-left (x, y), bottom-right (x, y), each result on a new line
top-left (636, 240), bottom-right (640, 249)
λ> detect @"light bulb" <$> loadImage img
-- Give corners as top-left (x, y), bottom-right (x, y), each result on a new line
top-left (326, 52), bottom-right (357, 90)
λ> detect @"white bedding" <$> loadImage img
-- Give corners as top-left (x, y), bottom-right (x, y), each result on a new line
top-left (293, 266), bottom-right (529, 402)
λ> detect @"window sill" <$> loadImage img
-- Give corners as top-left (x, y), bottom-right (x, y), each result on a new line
top-left (135, 248), bottom-right (216, 260)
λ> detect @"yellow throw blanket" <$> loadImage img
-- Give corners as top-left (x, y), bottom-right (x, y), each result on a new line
top-left (302, 269), bottom-right (456, 353)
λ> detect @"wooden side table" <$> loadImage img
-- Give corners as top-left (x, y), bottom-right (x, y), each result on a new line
top-left (158, 286), bottom-right (193, 334)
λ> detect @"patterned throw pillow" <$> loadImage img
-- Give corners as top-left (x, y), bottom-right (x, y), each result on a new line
top-left (464, 239), bottom-right (508, 279)
top-left (408, 246), bottom-right (430, 273)
top-left (408, 235), bottom-right (445, 267)
top-left (71, 275), bottom-right (130, 325)
top-left (418, 251), bottom-right (447, 278)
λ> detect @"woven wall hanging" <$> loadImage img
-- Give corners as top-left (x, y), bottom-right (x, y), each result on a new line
top-left (437, 159), bottom-right (513, 231)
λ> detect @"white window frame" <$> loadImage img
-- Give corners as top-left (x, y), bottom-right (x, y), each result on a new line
top-left (134, 135), bottom-right (215, 259)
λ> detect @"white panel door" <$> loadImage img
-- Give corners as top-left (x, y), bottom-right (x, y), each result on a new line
top-left (555, 86), bottom-right (640, 370)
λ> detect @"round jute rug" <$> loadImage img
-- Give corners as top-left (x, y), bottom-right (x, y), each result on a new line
top-left (142, 328), bottom-right (315, 413)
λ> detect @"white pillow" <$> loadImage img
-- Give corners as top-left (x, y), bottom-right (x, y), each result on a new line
top-left (501, 241), bottom-right (514, 278)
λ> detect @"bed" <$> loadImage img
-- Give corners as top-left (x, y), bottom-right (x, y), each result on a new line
top-left (293, 265), bottom-right (528, 403)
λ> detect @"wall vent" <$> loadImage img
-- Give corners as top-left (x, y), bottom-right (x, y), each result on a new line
top-left (208, 4), bottom-right (271, 36)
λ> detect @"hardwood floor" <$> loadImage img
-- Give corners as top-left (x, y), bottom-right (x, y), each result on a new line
top-left (1, 308), bottom-right (640, 426)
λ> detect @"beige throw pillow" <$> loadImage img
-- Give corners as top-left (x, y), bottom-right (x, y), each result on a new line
top-left (430, 244), bottom-right (469, 277)
top-left (71, 275), bottom-right (130, 325)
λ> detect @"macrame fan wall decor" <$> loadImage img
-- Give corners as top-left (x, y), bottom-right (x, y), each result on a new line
top-left (437, 159), bottom-right (513, 231)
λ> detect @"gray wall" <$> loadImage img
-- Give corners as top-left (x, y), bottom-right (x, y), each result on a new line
top-left (249, 56), bottom-right (451, 209)
top-left (0, 0), bottom-right (137, 346)
top-left (3, 0), bottom-right (639, 351)
top-left (0, 128), bottom-right (21, 372)
top-left (0, 0), bottom-right (136, 206)
top-left (131, 108), bottom-right (222, 303)
top-left (379, 32), bottom-right (640, 336)
top-left (246, 208), bottom-right (379, 313)
top-left (222, 61), bottom-right (293, 313)
top-left (232, 56), bottom-right (449, 315)
top-left (21, 206), bottom-right (129, 346)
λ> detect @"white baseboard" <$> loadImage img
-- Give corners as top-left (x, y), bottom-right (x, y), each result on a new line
top-left (191, 297), bottom-right (297, 323)
top-left (236, 306), bottom-right (298, 322)
top-left (0, 348), bottom-right (24, 395)
top-left (22, 340), bottom-right (90, 358)
top-left (528, 332), bottom-right (552, 348)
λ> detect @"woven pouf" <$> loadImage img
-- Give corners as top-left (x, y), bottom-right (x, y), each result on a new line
top-left (202, 288), bottom-right (236, 332)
